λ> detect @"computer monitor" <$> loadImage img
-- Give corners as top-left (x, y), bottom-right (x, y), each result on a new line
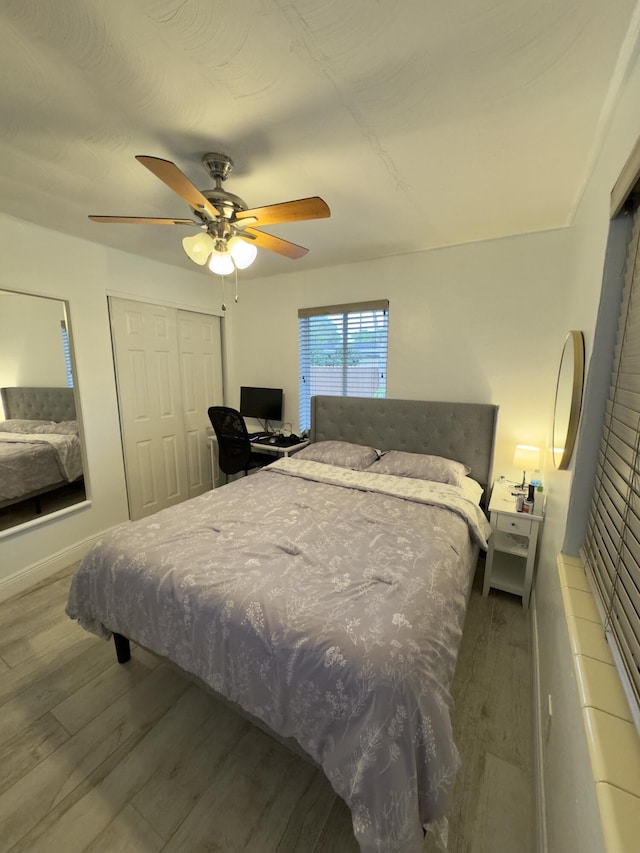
top-left (239, 386), bottom-right (283, 422)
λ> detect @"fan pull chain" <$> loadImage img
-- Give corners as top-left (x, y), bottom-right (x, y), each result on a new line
top-left (234, 266), bottom-right (239, 303)
top-left (220, 275), bottom-right (227, 311)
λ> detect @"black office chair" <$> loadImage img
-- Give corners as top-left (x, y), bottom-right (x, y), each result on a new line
top-left (207, 406), bottom-right (270, 480)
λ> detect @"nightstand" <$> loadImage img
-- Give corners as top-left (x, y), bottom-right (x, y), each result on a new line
top-left (482, 480), bottom-right (545, 609)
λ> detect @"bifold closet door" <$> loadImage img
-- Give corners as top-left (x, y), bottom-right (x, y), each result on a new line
top-left (110, 298), bottom-right (222, 520)
top-left (177, 310), bottom-right (223, 499)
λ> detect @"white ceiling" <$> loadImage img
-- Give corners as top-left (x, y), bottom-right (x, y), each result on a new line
top-left (1, 1), bottom-right (638, 281)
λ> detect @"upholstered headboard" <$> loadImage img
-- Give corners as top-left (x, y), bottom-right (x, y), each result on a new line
top-left (1, 386), bottom-right (76, 422)
top-left (309, 396), bottom-right (498, 493)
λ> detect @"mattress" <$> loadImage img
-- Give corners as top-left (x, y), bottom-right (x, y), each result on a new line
top-left (0, 419), bottom-right (83, 506)
top-left (67, 456), bottom-right (491, 853)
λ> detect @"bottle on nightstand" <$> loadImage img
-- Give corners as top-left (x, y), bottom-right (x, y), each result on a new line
top-left (534, 485), bottom-right (544, 516)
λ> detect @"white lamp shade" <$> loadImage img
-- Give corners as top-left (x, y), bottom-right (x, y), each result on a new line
top-left (182, 232), bottom-right (215, 265)
top-left (228, 236), bottom-right (257, 270)
top-left (208, 249), bottom-right (235, 276)
top-left (513, 444), bottom-right (540, 470)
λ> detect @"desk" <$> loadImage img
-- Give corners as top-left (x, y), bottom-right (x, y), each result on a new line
top-left (250, 438), bottom-right (310, 457)
top-left (208, 436), bottom-right (309, 488)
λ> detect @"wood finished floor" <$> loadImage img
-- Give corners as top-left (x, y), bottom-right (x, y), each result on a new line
top-left (0, 560), bottom-right (534, 853)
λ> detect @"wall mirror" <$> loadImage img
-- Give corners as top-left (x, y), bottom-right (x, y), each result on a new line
top-left (0, 289), bottom-right (88, 535)
top-left (553, 330), bottom-right (585, 470)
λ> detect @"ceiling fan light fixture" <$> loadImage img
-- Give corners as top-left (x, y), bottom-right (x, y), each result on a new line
top-left (228, 236), bottom-right (257, 270)
top-left (182, 232), bottom-right (215, 265)
top-left (90, 152), bottom-right (330, 274)
top-left (208, 248), bottom-right (235, 276)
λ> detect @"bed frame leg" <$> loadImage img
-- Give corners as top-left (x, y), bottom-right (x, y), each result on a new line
top-left (113, 633), bottom-right (131, 664)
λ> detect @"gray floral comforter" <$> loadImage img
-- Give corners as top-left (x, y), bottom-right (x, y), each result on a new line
top-left (0, 431), bottom-right (83, 503)
top-left (66, 458), bottom-right (491, 853)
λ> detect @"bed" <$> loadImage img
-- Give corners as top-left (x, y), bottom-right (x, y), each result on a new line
top-left (0, 386), bottom-right (83, 511)
top-left (66, 395), bottom-right (498, 852)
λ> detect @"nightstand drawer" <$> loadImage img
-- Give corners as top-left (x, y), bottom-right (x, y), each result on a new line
top-left (496, 514), bottom-right (532, 536)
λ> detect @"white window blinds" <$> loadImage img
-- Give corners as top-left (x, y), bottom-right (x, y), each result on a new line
top-left (298, 300), bottom-right (388, 432)
top-left (61, 320), bottom-right (74, 388)
top-left (583, 208), bottom-right (640, 722)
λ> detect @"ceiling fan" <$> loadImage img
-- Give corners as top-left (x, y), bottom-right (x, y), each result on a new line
top-left (89, 153), bottom-right (330, 275)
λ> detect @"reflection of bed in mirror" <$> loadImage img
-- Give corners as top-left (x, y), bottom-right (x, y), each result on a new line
top-left (0, 386), bottom-right (85, 523)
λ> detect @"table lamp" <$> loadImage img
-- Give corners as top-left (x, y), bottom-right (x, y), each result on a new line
top-left (513, 444), bottom-right (540, 489)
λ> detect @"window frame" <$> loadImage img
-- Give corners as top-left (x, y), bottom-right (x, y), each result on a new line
top-left (61, 319), bottom-right (74, 388)
top-left (298, 300), bottom-right (389, 432)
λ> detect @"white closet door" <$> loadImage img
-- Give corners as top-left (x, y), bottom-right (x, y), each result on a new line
top-left (110, 298), bottom-right (188, 520)
top-left (177, 309), bottom-right (223, 497)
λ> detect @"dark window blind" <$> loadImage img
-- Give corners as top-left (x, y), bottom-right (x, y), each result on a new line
top-left (298, 301), bottom-right (388, 431)
top-left (583, 208), bottom-right (640, 724)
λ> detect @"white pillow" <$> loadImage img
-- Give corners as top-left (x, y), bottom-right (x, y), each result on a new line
top-left (459, 477), bottom-right (484, 505)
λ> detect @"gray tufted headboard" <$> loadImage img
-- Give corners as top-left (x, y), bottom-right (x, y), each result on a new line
top-left (310, 396), bottom-right (498, 494)
top-left (1, 386), bottom-right (77, 422)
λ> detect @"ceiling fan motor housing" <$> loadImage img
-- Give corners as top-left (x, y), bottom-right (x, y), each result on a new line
top-left (201, 188), bottom-right (248, 217)
top-left (200, 153), bottom-right (248, 219)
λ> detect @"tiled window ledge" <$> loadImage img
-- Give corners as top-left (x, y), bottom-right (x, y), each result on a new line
top-left (558, 555), bottom-right (640, 853)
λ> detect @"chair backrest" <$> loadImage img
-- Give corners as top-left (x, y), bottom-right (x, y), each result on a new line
top-left (207, 406), bottom-right (252, 475)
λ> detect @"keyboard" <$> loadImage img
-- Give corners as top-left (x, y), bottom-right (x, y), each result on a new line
top-left (271, 434), bottom-right (300, 447)
top-left (251, 434), bottom-right (300, 447)
top-left (249, 432), bottom-right (272, 441)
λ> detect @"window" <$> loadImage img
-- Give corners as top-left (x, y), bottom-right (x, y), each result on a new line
top-left (583, 205), bottom-right (640, 729)
top-left (298, 300), bottom-right (388, 432)
top-left (61, 320), bottom-right (74, 387)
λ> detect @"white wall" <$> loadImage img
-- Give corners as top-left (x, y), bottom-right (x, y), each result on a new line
top-left (0, 290), bottom-right (68, 392)
top-left (0, 212), bottom-right (220, 593)
top-left (228, 228), bottom-right (575, 478)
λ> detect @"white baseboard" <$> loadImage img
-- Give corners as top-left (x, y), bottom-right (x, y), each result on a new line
top-left (531, 589), bottom-right (549, 853)
top-left (0, 532), bottom-right (104, 603)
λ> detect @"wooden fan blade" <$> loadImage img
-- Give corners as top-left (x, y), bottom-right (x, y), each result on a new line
top-left (89, 215), bottom-right (196, 225)
top-left (243, 228), bottom-right (308, 259)
top-left (236, 197), bottom-right (330, 226)
top-left (135, 155), bottom-right (221, 220)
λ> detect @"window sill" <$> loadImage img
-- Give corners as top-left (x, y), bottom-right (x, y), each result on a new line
top-left (558, 554), bottom-right (640, 852)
